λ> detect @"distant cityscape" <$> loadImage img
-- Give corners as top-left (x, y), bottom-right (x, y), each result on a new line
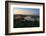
top-left (14, 14), bottom-right (39, 21)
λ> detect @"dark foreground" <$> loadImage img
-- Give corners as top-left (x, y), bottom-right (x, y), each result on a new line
top-left (14, 20), bottom-right (39, 28)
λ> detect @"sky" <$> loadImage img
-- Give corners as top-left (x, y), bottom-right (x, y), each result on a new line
top-left (14, 8), bottom-right (39, 15)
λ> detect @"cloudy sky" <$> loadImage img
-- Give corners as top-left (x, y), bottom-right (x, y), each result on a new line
top-left (14, 8), bottom-right (39, 15)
